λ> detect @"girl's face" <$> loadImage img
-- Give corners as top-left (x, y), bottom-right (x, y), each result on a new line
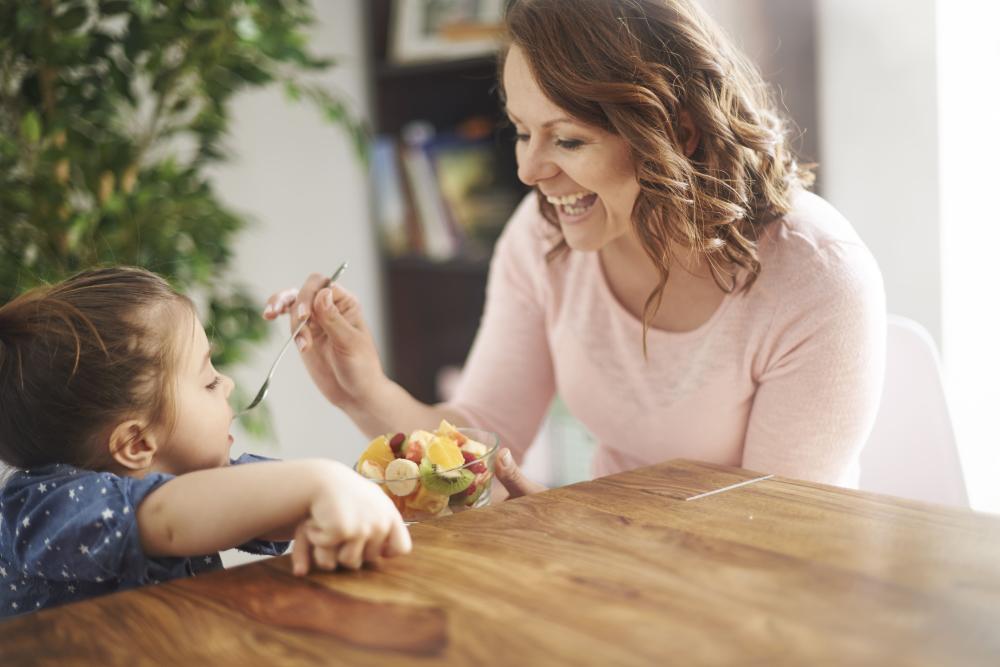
top-left (503, 45), bottom-right (641, 252)
top-left (153, 312), bottom-right (235, 475)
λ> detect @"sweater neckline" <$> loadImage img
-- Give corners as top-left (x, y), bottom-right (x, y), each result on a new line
top-left (590, 251), bottom-right (737, 341)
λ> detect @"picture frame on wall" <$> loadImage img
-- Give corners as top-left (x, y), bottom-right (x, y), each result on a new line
top-left (389, 0), bottom-right (507, 64)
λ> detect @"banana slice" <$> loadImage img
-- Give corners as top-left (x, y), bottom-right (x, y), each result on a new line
top-left (359, 460), bottom-right (385, 481)
top-left (385, 458), bottom-right (420, 496)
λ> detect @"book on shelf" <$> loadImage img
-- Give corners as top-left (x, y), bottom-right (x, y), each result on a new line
top-left (370, 136), bottom-right (415, 257)
top-left (371, 120), bottom-right (522, 262)
top-left (399, 130), bottom-right (461, 260)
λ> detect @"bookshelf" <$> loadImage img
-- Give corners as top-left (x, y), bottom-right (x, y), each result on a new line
top-left (366, 0), bottom-right (526, 404)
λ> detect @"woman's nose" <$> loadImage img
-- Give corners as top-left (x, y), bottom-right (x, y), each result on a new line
top-left (517, 141), bottom-right (558, 186)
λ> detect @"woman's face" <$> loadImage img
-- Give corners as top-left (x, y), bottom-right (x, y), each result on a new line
top-left (503, 45), bottom-right (641, 252)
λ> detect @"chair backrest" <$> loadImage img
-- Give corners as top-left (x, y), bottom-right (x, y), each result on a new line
top-left (859, 315), bottom-right (968, 507)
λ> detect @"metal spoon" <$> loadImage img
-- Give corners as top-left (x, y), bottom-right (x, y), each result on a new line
top-left (237, 262), bottom-right (348, 417)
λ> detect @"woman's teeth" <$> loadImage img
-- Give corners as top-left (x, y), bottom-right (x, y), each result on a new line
top-left (546, 191), bottom-right (597, 216)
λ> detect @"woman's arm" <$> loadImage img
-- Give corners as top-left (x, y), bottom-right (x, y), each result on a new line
top-left (266, 279), bottom-right (462, 439)
top-left (272, 195), bottom-right (557, 456)
top-left (741, 246), bottom-right (886, 485)
top-left (136, 458), bottom-right (407, 560)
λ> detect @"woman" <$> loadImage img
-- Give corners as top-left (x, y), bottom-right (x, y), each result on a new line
top-left (268, 0), bottom-right (885, 495)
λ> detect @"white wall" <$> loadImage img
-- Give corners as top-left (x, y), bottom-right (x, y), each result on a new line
top-left (816, 0), bottom-right (942, 344)
top-left (937, 0), bottom-right (1000, 513)
top-left (817, 0), bottom-right (1000, 513)
top-left (209, 0), bottom-right (381, 465)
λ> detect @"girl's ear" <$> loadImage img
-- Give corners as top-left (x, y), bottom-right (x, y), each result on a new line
top-left (678, 110), bottom-right (701, 157)
top-left (108, 420), bottom-right (159, 471)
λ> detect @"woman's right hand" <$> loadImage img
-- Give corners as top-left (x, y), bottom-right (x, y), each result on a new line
top-left (264, 274), bottom-right (385, 411)
top-left (290, 461), bottom-right (412, 575)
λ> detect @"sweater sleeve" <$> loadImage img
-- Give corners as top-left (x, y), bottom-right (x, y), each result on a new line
top-left (445, 194), bottom-right (557, 462)
top-left (741, 239), bottom-right (886, 485)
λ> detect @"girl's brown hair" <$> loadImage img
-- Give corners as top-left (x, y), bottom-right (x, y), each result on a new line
top-left (500, 0), bottom-right (814, 345)
top-left (0, 267), bottom-right (194, 470)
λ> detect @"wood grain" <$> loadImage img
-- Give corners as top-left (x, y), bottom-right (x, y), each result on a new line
top-left (3, 459), bottom-right (999, 666)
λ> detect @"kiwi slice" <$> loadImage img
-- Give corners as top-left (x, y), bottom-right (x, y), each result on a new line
top-left (419, 458), bottom-right (473, 496)
top-left (449, 481), bottom-right (487, 508)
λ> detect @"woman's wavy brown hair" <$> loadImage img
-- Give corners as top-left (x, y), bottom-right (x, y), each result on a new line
top-left (500, 0), bottom-right (814, 347)
top-left (0, 267), bottom-right (194, 470)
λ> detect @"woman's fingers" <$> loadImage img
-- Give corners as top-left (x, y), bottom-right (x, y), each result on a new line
top-left (311, 287), bottom-right (362, 350)
top-left (290, 273), bottom-right (335, 347)
top-left (495, 448), bottom-right (548, 499)
top-left (263, 288), bottom-right (299, 320)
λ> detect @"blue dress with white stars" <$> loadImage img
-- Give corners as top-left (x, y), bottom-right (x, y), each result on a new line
top-left (0, 453), bottom-right (289, 618)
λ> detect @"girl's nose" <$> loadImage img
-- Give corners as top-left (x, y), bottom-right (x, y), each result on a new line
top-left (222, 374), bottom-right (235, 398)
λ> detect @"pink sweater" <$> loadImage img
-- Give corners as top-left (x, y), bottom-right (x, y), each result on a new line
top-left (449, 190), bottom-right (886, 486)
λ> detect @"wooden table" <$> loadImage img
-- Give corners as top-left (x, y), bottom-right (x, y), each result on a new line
top-left (3, 459), bottom-right (999, 666)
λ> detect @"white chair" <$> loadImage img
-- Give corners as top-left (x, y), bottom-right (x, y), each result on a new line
top-left (859, 315), bottom-right (968, 507)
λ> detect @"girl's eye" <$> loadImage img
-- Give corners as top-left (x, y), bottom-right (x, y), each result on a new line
top-left (206, 376), bottom-right (222, 390)
top-left (556, 138), bottom-right (584, 150)
top-left (514, 132), bottom-right (530, 143)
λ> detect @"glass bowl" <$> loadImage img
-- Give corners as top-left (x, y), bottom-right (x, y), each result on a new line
top-left (354, 427), bottom-right (500, 523)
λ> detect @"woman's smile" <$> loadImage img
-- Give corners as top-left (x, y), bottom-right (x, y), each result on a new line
top-left (545, 190), bottom-right (599, 224)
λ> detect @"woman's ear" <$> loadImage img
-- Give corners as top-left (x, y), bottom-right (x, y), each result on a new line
top-left (678, 110), bottom-right (701, 157)
top-left (108, 420), bottom-right (159, 471)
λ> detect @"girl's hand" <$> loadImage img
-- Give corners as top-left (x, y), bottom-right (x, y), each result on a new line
top-left (263, 276), bottom-right (386, 411)
top-left (495, 448), bottom-right (548, 499)
top-left (289, 462), bottom-right (411, 576)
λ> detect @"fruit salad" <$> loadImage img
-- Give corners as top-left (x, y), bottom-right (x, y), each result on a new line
top-left (355, 421), bottom-right (499, 522)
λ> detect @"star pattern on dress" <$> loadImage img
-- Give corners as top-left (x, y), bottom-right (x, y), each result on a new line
top-left (1, 450), bottom-right (283, 616)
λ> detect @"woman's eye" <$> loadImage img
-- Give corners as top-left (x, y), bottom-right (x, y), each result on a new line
top-left (514, 132), bottom-right (530, 143)
top-left (556, 138), bottom-right (584, 150)
top-left (206, 376), bottom-right (221, 390)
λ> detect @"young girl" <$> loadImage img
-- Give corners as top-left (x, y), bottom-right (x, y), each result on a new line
top-left (0, 267), bottom-right (410, 617)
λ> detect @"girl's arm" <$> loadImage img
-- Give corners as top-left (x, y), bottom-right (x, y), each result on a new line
top-left (135, 458), bottom-right (403, 559)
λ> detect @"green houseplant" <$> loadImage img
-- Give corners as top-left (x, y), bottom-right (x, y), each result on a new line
top-left (0, 0), bottom-right (366, 434)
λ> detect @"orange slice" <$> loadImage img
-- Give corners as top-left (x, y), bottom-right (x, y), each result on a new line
top-left (426, 435), bottom-right (464, 470)
top-left (436, 419), bottom-right (468, 445)
top-left (358, 435), bottom-right (395, 470)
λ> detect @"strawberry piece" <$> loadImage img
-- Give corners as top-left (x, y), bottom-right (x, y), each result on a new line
top-left (461, 450), bottom-right (487, 474)
top-left (389, 432), bottom-right (406, 455)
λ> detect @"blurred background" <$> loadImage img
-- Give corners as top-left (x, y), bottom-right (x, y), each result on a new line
top-left (3, 1), bottom-right (998, 513)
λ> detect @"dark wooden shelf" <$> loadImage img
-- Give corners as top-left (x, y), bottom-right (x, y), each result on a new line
top-left (376, 57), bottom-right (497, 79)
top-left (367, 0), bottom-right (514, 403)
top-left (383, 258), bottom-right (489, 403)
